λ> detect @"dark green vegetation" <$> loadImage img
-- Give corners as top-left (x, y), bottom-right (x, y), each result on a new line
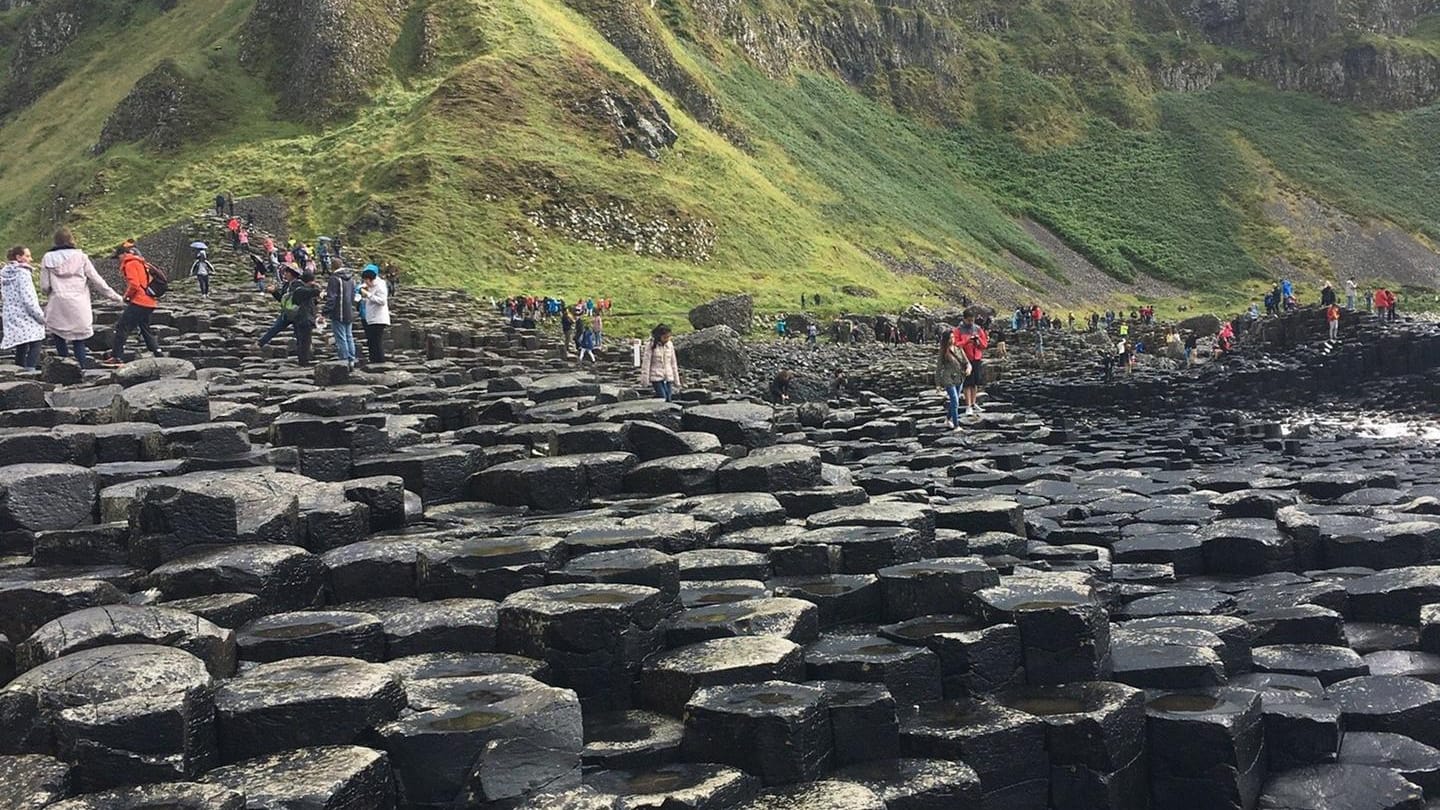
top-left (2, 0), bottom-right (1439, 318)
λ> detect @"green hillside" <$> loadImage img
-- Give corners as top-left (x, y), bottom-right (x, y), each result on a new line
top-left (2, 0), bottom-right (1440, 321)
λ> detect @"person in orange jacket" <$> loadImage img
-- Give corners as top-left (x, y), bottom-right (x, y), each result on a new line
top-left (105, 240), bottom-right (161, 365)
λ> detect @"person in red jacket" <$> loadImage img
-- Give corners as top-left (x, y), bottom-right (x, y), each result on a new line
top-left (105, 240), bottom-right (161, 366)
top-left (954, 310), bottom-right (990, 417)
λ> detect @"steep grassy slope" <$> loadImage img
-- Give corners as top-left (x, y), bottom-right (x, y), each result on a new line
top-left (1, 0), bottom-right (1439, 322)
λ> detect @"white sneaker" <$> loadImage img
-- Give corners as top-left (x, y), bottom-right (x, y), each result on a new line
top-left (965, 406), bottom-right (974, 417)
top-left (974, 403), bottom-right (985, 414)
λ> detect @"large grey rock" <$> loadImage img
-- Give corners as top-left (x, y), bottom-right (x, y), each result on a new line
top-left (113, 380), bottom-right (209, 428)
top-left (675, 326), bottom-right (749, 378)
top-left (688, 294), bottom-right (753, 334)
top-left (0, 753), bottom-right (72, 808)
top-left (46, 782), bottom-right (245, 809)
top-left (127, 471), bottom-right (302, 566)
top-left (0, 464), bottom-right (97, 532)
top-left (214, 656), bottom-right (405, 763)
top-left (16, 605), bottom-right (236, 678)
top-left (203, 745), bottom-right (395, 809)
top-left (0, 645), bottom-right (215, 789)
top-left (111, 358), bottom-right (197, 389)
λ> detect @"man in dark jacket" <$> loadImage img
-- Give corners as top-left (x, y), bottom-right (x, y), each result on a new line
top-left (1321, 282), bottom-right (1337, 308)
top-left (290, 269), bottom-right (319, 365)
top-left (257, 265), bottom-right (319, 364)
top-left (324, 265), bottom-right (357, 367)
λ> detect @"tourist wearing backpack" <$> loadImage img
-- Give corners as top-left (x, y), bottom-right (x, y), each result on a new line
top-left (577, 324), bottom-right (598, 364)
top-left (359, 265), bottom-right (390, 363)
top-left (324, 265), bottom-right (357, 367)
top-left (2, 246), bottom-right (46, 370)
top-left (257, 264), bottom-right (303, 350)
top-left (288, 268), bottom-right (319, 364)
top-left (106, 240), bottom-right (162, 365)
top-left (41, 228), bottom-right (123, 368)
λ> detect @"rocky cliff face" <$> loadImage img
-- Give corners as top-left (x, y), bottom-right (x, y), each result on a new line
top-left (1, 0), bottom-right (85, 116)
top-left (94, 60), bottom-right (208, 154)
top-left (1176, 0), bottom-right (1440, 107)
top-left (561, 0), bottom-right (740, 141)
top-left (659, 0), bottom-right (1440, 113)
top-left (239, 0), bottom-right (409, 123)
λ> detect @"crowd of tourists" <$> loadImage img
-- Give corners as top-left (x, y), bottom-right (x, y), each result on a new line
top-left (0, 229), bottom-right (161, 370)
top-left (0, 205), bottom-right (1415, 439)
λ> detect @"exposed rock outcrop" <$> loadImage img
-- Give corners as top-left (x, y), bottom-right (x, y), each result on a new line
top-left (239, 0), bottom-right (409, 123)
top-left (94, 60), bottom-right (209, 154)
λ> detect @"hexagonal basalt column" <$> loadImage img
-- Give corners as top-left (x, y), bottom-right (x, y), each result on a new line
top-left (682, 681), bottom-right (832, 786)
top-left (1145, 688), bottom-right (1265, 810)
top-left (497, 584), bottom-right (672, 710)
top-left (995, 682), bottom-right (1147, 810)
top-left (975, 578), bottom-right (1111, 685)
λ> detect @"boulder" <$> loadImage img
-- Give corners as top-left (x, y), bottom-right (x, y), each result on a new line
top-left (675, 326), bottom-right (749, 378)
top-left (688, 294), bottom-right (754, 334)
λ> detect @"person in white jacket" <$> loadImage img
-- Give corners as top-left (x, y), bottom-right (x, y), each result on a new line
top-left (1, 246), bottom-right (46, 370)
top-left (359, 265), bottom-right (390, 363)
top-left (639, 323), bottom-right (681, 401)
top-left (40, 228), bottom-right (123, 367)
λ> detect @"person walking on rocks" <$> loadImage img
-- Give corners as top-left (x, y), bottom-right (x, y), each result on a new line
top-left (561, 305), bottom-right (575, 351)
top-left (289, 268), bottom-right (320, 365)
top-left (577, 323), bottom-right (598, 364)
top-left (1326, 302), bottom-right (1341, 340)
top-left (214, 193), bottom-right (226, 218)
top-left (955, 311), bottom-right (989, 418)
top-left (226, 216), bottom-right (241, 250)
top-left (107, 240), bottom-right (162, 365)
top-left (1321, 282), bottom-right (1337, 308)
top-left (640, 323), bottom-right (681, 402)
top-left (591, 311), bottom-right (604, 347)
top-left (257, 264), bottom-right (303, 349)
top-left (359, 265), bottom-right (390, 363)
top-left (1345, 278), bottom-right (1358, 310)
top-left (935, 327), bottom-right (970, 429)
top-left (2, 246), bottom-right (45, 371)
top-left (189, 245), bottom-right (213, 298)
top-left (324, 264), bottom-right (357, 367)
top-left (40, 228), bottom-right (122, 367)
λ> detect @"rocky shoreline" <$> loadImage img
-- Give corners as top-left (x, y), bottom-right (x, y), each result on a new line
top-left (2, 256), bottom-right (1440, 808)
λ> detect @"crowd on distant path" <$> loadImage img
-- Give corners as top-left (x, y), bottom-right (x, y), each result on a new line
top-left (0, 200), bottom-right (1419, 397)
top-left (0, 192), bottom-right (408, 369)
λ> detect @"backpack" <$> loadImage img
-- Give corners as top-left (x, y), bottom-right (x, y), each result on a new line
top-left (279, 287), bottom-right (300, 321)
top-left (144, 262), bottom-right (170, 298)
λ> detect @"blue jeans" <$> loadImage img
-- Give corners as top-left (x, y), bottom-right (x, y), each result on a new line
top-left (258, 313), bottom-right (290, 346)
top-left (52, 336), bottom-right (89, 366)
top-left (332, 320), bottom-right (356, 363)
top-left (945, 385), bottom-right (961, 425)
top-left (1347, 295), bottom-right (1355, 310)
top-left (652, 380), bottom-right (673, 402)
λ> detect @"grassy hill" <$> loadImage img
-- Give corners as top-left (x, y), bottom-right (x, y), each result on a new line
top-left (2, 0), bottom-right (1440, 324)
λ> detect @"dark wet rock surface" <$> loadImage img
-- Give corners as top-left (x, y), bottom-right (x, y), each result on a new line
top-left (4, 276), bottom-right (1440, 805)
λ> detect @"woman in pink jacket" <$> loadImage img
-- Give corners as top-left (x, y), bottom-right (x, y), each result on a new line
top-left (41, 228), bottom-right (122, 367)
top-left (639, 323), bottom-right (681, 401)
